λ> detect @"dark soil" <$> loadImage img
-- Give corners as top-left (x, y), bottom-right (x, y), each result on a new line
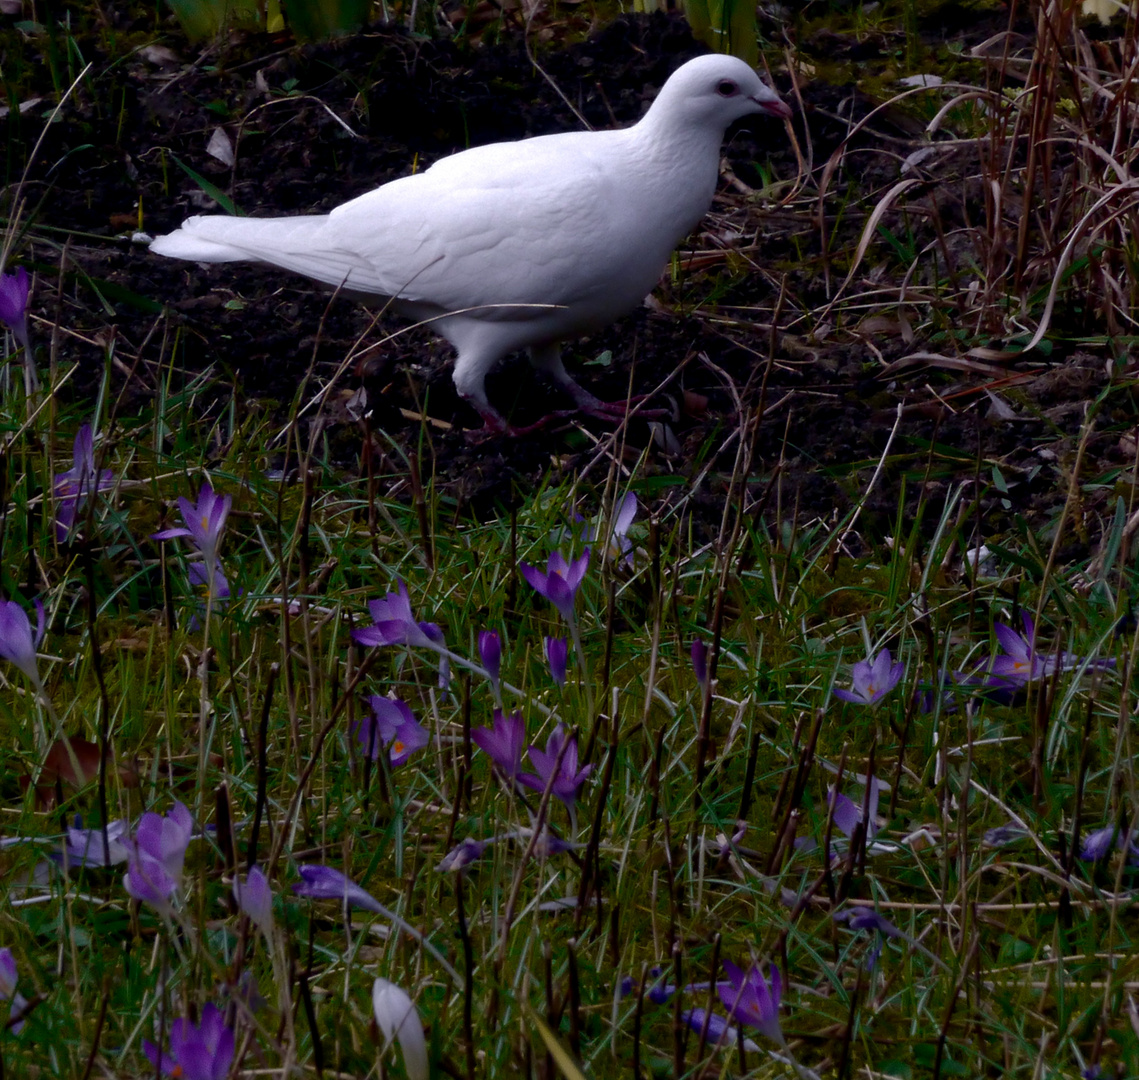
top-left (5, 5), bottom-right (1136, 559)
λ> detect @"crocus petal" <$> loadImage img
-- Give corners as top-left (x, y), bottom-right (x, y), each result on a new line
top-left (292, 865), bottom-right (382, 913)
top-left (373, 978), bottom-right (429, 1080)
top-left (519, 562), bottom-right (550, 599)
top-left (691, 639), bottom-right (708, 689)
top-left (545, 636), bottom-right (568, 687)
top-left (680, 1009), bottom-right (761, 1052)
top-left (0, 950), bottom-right (17, 999)
top-left (234, 866), bottom-right (274, 938)
top-left (436, 838), bottom-right (488, 873)
top-left (994, 622), bottom-right (1030, 661)
top-left (478, 630), bottom-right (501, 685)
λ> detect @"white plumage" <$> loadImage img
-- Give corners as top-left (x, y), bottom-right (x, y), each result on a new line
top-left (150, 54), bottom-right (790, 432)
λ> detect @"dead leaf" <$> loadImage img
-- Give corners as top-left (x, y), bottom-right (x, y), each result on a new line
top-left (206, 127), bottom-right (235, 168)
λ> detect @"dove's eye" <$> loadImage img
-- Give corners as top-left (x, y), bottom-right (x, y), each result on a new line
top-left (716, 80), bottom-right (738, 97)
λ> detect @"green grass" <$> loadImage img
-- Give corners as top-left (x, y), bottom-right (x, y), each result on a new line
top-left (0, 358), bottom-right (1127, 1078)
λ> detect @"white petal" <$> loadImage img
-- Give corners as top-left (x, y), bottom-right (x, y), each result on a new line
top-left (372, 978), bottom-right (428, 1080)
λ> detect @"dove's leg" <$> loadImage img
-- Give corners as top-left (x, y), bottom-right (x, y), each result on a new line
top-left (529, 343), bottom-right (664, 419)
top-left (452, 348), bottom-right (509, 433)
top-left (528, 343), bottom-right (607, 412)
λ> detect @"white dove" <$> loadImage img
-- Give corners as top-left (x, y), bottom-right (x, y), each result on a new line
top-left (150, 54), bottom-right (790, 433)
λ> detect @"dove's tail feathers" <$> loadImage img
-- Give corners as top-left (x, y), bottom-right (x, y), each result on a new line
top-left (150, 214), bottom-right (321, 261)
top-left (149, 214), bottom-right (394, 295)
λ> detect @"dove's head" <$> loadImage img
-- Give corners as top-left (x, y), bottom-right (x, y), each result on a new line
top-left (649, 54), bottom-right (792, 131)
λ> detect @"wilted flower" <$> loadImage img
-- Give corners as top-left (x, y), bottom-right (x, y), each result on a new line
top-left (718, 961), bottom-right (783, 1044)
top-left (545, 636), bottom-right (568, 687)
top-left (834, 908), bottom-right (903, 969)
top-left (0, 949), bottom-right (28, 1033)
top-left (0, 598), bottom-right (45, 688)
top-left (356, 696), bottom-right (428, 767)
top-left (352, 580), bottom-right (440, 650)
top-left (152, 483), bottom-right (232, 573)
top-left (293, 865), bottom-right (460, 985)
top-left (471, 709), bottom-right (525, 780)
top-left (62, 817), bottom-right (131, 868)
top-left (982, 823), bottom-right (1030, 848)
top-left (833, 648), bottom-right (904, 706)
top-left (520, 549), bottom-right (590, 624)
top-left (372, 978), bottom-right (428, 1080)
top-left (143, 1002), bottom-right (234, 1080)
top-left (522, 828), bottom-right (579, 859)
top-left (519, 725), bottom-right (593, 815)
top-left (233, 866), bottom-right (274, 938)
top-left (479, 630), bottom-right (501, 694)
top-left (0, 268), bottom-right (29, 351)
top-left (436, 837), bottom-right (489, 874)
top-left (53, 424), bottom-right (115, 541)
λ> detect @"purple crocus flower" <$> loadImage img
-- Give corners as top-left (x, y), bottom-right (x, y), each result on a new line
top-left (479, 631), bottom-right (501, 693)
top-left (0, 598), bottom-right (45, 687)
top-left (833, 648), bottom-right (904, 706)
top-left (233, 866), bottom-right (274, 938)
top-left (152, 483), bottom-right (232, 573)
top-left (186, 561), bottom-right (233, 631)
top-left (835, 908), bottom-right (902, 969)
top-left (718, 961), bottom-right (783, 1044)
top-left (837, 909), bottom-right (903, 938)
top-left (144, 1002), bottom-right (234, 1080)
top-left (188, 560), bottom-right (231, 603)
top-left (124, 802), bottom-right (194, 911)
top-left (991, 613), bottom-right (1048, 683)
top-left (420, 621), bottom-right (450, 689)
top-left (545, 636), bottom-right (568, 687)
top-left (691, 639), bottom-right (709, 695)
top-left (681, 1008), bottom-right (760, 1052)
top-left (829, 774), bottom-right (888, 842)
top-left (293, 865), bottom-right (461, 984)
top-left (0, 949), bottom-right (28, 1033)
top-left (134, 802), bottom-right (194, 885)
top-left (985, 613), bottom-right (1115, 690)
top-left (372, 978), bottom-right (428, 1080)
top-left (62, 817), bottom-right (131, 868)
top-left (53, 424), bottom-right (115, 541)
top-left (0, 268), bottom-right (29, 351)
top-left (607, 492), bottom-right (637, 567)
top-left (518, 724), bottom-right (593, 814)
top-left (292, 864), bottom-right (384, 913)
top-left (471, 709), bottom-right (525, 780)
top-left (356, 695), bottom-right (428, 767)
top-left (352, 580), bottom-right (439, 650)
top-left (520, 549), bottom-right (590, 623)
top-left (1080, 824), bottom-right (1125, 861)
top-left (124, 854), bottom-right (178, 911)
top-left (436, 837), bottom-right (489, 874)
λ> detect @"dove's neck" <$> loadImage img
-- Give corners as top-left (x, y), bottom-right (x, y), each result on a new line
top-left (627, 111), bottom-right (728, 232)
